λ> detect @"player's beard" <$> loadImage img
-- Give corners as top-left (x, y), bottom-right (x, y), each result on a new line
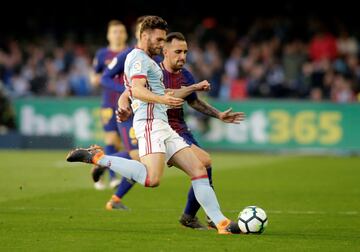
top-left (176, 60), bottom-right (185, 68)
top-left (172, 60), bottom-right (185, 71)
top-left (147, 39), bottom-right (162, 56)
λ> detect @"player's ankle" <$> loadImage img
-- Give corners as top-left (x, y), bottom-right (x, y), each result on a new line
top-left (92, 152), bottom-right (104, 164)
top-left (111, 195), bottom-right (121, 203)
top-left (216, 218), bottom-right (230, 229)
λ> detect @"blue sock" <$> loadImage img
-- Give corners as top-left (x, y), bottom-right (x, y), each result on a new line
top-left (207, 166), bottom-right (213, 188)
top-left (112, 151), bottom-right (136, 198)
top-left (184, 167), bottom-right (213, 217)
top-left (104, 145), bottom-right (117, 180)
top-left (115, 177), bottom-right (136, 198)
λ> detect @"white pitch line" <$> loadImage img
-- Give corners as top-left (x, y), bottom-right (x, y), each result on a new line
top-left (229, 209), bottom-right (358, 216)
top-left (0, 206), bottom-right (358, 216)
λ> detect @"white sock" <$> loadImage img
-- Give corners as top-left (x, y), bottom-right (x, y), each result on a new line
top-left (191, 177), bottom-right (226, 225)
top-left (97, 155), bottom-right (148, 186)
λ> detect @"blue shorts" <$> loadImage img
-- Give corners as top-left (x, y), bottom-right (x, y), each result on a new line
top-left (117, 115), bottom-right (138, 151)
top-left (178, 130), bottom-right (199, 147)
top-left (100, 106), bottom-right (118, 132)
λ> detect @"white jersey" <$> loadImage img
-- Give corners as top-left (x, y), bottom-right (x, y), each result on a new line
top-left (124, 48), bottom-right (168, 123)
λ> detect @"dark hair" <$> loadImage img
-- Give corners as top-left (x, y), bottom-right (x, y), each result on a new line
top-left (107, 20), bottom-right (124, 29)
top-left (166, 32), bottom-right (186, 43)
top-left (140, 16), bottom-right (168, 35)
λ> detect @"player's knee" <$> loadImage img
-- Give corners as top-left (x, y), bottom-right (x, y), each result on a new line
top-left (147, 177), bottom-right (161, 187)
top-left (202, 153), bottom-right (212, 168)
top-left (192, 163), bottom-right (207, 178)
top-left (199, 152), bottom-right (211, 168)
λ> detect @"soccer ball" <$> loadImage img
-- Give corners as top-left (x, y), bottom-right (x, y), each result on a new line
top-left (238, 206), bottom-right (268, 234)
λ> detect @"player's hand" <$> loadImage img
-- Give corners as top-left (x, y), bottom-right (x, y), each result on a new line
top-left (161, 91), bottom-right (184, 107)
top-left (218, 108), bottom-right (245, 124)
top-left (193, 80), bottom-right (211, 91)
top-left (116, 107), bottom-right (132, 122)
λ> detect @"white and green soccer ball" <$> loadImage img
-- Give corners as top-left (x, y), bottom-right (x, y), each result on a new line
top-left (238, 206), bottom-right (268, 234)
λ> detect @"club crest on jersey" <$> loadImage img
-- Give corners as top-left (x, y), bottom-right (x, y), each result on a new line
top-left (133, 61), bottom-right (142, 73)
top-left (107, 57), bottom-right (118, 69)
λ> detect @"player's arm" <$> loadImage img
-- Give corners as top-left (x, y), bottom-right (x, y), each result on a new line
top-left (90, 51), bottom-right (103, 87)
top-left (101, 55), bottom-right (126, 93)
top-left (165, 80), bottom-right (210, 99)
top-left (89, 71), bottom-right (101, 87)
top-left (188, 98), bottom-right (245, 124)
top-left (116, 90), bottom-right (132, 122)
top-left (131, 77), bottom-right (184, 106)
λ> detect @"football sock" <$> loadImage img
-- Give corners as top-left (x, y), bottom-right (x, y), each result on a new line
top-left (104, 145), bottom-right (117, 179)
top-left (112, 150), bottom-right (136, 198)
top-left (184, 167), bottom-right (213, 217)
top-left (96, 155), bottom-right (148, 186)
top-left (115, 177), bottom-right (136, 198)
top-left (191, 176), bottom-right (226, 226)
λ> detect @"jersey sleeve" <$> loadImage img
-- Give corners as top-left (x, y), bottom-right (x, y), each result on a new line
top-left (182, 68), bottom-right (198, 102)
top-left (128, 53), bottom-right (149, 80)
top-left (100, 51), bottom-right (128, 93)
top-left (93, 49), bottom-right (104, 73)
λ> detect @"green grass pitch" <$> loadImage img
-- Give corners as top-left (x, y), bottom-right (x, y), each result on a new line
top-left (0, 150), bottom-right (359, 251)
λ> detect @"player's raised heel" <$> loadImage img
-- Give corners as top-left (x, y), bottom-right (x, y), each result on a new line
top-left (216, 219), bottom-right (241, 234)
top-left (66, 145), bottom-right (104, 164)
top-left (179, 213), bottom-right (206, 230)
top-left (105, 195), bottom-right (129, 210)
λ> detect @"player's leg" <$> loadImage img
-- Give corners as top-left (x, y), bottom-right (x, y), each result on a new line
top-left (167, 133), bottom-right (240, 234)
top-left (89, 150), bottom-right (164, 187)
top-left (105, 150), bottom-right (133, 210)
top-left (101, 117), bottom-right (166, 187)
top-left (176, 133), bottom-right (209, 229)
top-left (169, 147), bottom-right (225, 222)
top-left (106, 118), bottom-right (139, 210)
top-left (190, 144), bottom-right (212, 186)
top-left (100, 107), bottom-right (121, 188)
top-left (185, 143), bottom-right (216, 228)
top-left (180, 143), bottom-right (214, 229)
top-left (103, 118), bottom-right (166, 187)
top-left (67, 145), bottom-right (161, 186)
top-left (68, 147), bottom-right (156, 187)
top-left (68, 120), bottom-right (167, 188)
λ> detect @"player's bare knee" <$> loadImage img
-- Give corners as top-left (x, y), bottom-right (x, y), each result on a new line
top-left (147, 177), bottom-right (161, 187)
top-left (192, 163), bottom-right (207, 178)
top-left (202, 153), bottom-right (212, 168)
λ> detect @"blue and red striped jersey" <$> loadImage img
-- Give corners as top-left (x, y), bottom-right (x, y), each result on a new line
top-left (160, 62), bottom-right (198, 133)
top-left (93, 47), bottom-right (131, 107)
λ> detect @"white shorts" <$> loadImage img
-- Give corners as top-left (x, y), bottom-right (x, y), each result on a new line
top-left (134, 119), bottom-right (189, 162)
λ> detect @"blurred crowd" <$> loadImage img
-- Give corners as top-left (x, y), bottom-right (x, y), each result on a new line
top-left (1, 17), bottom-right (360, 103)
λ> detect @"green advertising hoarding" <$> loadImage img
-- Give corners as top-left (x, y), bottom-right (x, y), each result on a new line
top-left (190, 100), bottom-right (360, 152)
top-left (14, 98), bottom-right (360, 152)
top-left (14, 98), bottom-right (104, 147)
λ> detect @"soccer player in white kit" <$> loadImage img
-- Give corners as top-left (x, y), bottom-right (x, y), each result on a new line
top-left (66, 16), bottom-right (240, 234)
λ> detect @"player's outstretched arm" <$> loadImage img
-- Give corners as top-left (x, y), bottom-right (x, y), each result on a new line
top-left (131, 78), bottom-right (184, 106)
top-left (188, 98), bottom-right (245, 124)
top-left (165, 80), bottom-right (210, 99)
